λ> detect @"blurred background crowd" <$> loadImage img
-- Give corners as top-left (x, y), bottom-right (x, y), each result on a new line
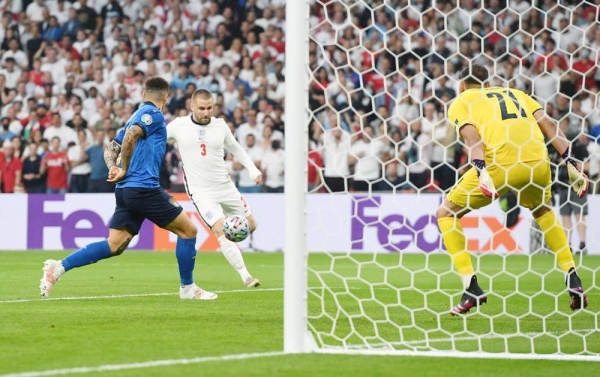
top-left (0, 0), bottom-right (288, 194)
top-left (308, 0), bottom-right (600, 196)
top-left (0, 0), bottom-right (599, 197)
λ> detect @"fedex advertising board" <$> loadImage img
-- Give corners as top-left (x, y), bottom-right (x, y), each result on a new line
top-left (0, 193), bottom-right (596, 254)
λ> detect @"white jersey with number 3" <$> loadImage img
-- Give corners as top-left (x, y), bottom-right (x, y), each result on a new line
top-left (167, 115), bottom-right (260, 194)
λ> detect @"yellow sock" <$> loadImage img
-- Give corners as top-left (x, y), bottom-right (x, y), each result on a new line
top-left (535, 210), bottom-right (575, 272)
top-left (437, 217), bottom-right (474, 277)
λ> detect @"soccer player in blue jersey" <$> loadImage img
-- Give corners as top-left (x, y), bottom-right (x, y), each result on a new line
top-left (39, 77), bottom-right (217, 300)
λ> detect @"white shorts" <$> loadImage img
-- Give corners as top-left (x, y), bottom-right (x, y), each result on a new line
top-left (189, 187), bottom-right (252, 228)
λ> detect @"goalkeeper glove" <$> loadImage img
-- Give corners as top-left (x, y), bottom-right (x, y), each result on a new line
top-left (562, 147), bottom-right (589, 198)
top-left (473, 159), bottom-right (499, 198)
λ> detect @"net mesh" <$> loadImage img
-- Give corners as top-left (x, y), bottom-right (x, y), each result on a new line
top-left (305, 0), bottom-right (600, 357)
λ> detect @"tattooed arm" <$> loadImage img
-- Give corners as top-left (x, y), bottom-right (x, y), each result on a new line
top-left (104, 140), bottom-right (122, 169)
top-left (119, 124), bottom-right (145, 173)
top-left (106, 125), bottom-right (146, 183)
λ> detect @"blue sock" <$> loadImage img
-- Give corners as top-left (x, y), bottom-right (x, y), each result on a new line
top-left (176, 237), bottom-right (197, 285)
top-left (62, 240), bottom-right (113, 272)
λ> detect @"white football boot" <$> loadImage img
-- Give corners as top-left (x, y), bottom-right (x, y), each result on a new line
top-left (179, 284), bottom-right (218, 300)
top-left (245, 277), bottom-right (261, 288)
top-left (40, 259), bottom-right (65, 298)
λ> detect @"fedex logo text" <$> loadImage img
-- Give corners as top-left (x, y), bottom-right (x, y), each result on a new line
top-left (351, 196), bottom-right (442, 252)
top-left (349, 196), bottom-right (523, 253)
top-left (27, 195), bottom-right (153, 249)
top-left (460, 216), bottom-right (522, 252)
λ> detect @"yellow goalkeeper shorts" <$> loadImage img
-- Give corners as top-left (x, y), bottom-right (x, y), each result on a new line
top-left (447, 160), bottom-right (552, 211)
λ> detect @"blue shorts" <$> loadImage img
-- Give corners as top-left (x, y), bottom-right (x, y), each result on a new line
top-left (110, 187), bottom-right (183, 235)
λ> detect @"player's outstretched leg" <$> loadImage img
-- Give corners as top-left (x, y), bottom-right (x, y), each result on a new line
top-left (39, 230), bottom-right (131, 298)
top-left (215, 215), bottom-right (260, 288)
top-left (436, 198), bottom-right (487, 315)
top-left (533, 206), bottom-right (587, 310)
top-left (219, 235), bottom-right (260, 288)
top-left (165, 212), bottom-right (217, 300)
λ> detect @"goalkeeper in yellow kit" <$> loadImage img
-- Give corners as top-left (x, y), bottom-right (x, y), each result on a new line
top-left (436, 64), bottom-right (589, 315)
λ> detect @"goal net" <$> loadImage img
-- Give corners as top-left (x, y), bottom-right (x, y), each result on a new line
top-left (285, 0), bottom-right (600, 361)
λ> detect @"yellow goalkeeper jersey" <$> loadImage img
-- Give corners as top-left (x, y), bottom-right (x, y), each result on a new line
top-left (448, 87), bottom-right (547, 166)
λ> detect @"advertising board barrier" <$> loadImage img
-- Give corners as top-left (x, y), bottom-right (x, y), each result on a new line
top-left (0, 193), bottom-right (596, 254)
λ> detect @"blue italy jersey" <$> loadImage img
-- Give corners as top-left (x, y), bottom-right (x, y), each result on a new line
top-left (114, 102), bottom-right (166, 189)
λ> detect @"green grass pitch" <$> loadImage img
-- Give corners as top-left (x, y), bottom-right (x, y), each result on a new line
top-left (0, 251), bottom-right (598, 376)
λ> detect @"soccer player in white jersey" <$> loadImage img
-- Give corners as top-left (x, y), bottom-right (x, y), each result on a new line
top-left (167, 89), bottom-right (262, 288)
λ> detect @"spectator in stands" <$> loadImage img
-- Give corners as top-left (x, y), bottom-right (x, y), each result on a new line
top-left (572, 48), bottom-right (597, 92)
top-left (568, 97), bottom-right (588, 135)
top-left (171, 63), bottom-right (195, 92)
top-left (76, 0), bottom-right (98, 32)
top-left (0, 139), bottom-right (23, 193)
top-left (39, 138), bottom-right (49, 157)
top-left (67, 129), bottom-right (91, 193)
top-left (22, 140), bottom-right (45, 193)
top-left (261, 139), bottom-right (285, 193)
top-left (5, 106), bottom-right (23, 135)
top-left (558, 17), bottom-right (583, 51)
top-left (348, 125), bottom-right (389, 192)
top-left (394, 93), bottom-right (419, 129)
top-left (431, 35), bottom-right (452, 66)
top-left (64, 11), bottom-right (83, 41)
top-left (43, 113), bottom-right (76, 150)
top-left (23, 130), bottom-right (44, 159)
top-left (431, 113), bottom-right (457, 192)
top-left (377, 162), bottom-right (409, 192)
top-left (534, 37), bottom-right (568, 73)
top-left (11, 136), bottom-right (24, 160)
top-left (101, 0), bottom-right (124, 23)
top-left (26, 0), bottom-right (47, 24)
top-left (260, 122), bottom-right (283, 149)
top-left (420, 102), bottom-right (439, 134)
top-left (87, 129), bottom-right (113, 193)
top-left (1, 57), bottom-right (21, 90)
top-left (3, 38), bottom-right (28, 70)
top-left (557, 126), bottom-right (590, 256)
top-left (235, 133), bottom-right (263, 193)
top-left (532, 63), bottom-right (558, 107)
top-left (0, 117), bottom-right (16, 143)
top-left (43, 16), bottom-right (64, 43)
top-left (252, 84), bottom-right (276, 110)
top-left (41, 136), bottom-right (69, 194)
top-left (25, 25), bottom-right (44, 68)
top-left (236, 109), bottom-right (263, 149)
top-left (308, 139), bottom-right (323, 192)
top-left (401, 120), bottom-right (432, 192)
top-left (322, 126), bottom-right (350, 193)
top-left (555, 95), bottom-right (570, 124)
top-left (53, 0), bottom-right (72, 25)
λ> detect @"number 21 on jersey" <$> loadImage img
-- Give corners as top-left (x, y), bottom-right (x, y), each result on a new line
top-left (486, 91), bottom-right (526, 120)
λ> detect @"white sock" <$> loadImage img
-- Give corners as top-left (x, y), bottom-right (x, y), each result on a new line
top-left (56, 261), bottom-right (66, 278)
top-left (461, 274), bottom-right (474, 290)
top-left (218, 235), bottom-right (251, 282)
top-left (181, 283), bottom-right (195, 290)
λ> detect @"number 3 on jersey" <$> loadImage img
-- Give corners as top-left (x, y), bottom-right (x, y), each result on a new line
top-left (200, 143), bottom-right (206, 156)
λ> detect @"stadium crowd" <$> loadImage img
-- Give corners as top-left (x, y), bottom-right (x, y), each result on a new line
top-left (0, 0), bottom-right (598, 197)
top-left (0, 0), bottom-right (287, 194)
top-left (307, 0), bottom-right (600, 196)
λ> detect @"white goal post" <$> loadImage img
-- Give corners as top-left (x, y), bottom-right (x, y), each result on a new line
top-left (283, 0), bottom-right (311, 354)
top-left (284, 0), bottom-right (600, 361)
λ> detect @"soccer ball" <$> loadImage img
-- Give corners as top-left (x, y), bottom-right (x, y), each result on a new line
top-left (223, 215), bottom-right (250, 242)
